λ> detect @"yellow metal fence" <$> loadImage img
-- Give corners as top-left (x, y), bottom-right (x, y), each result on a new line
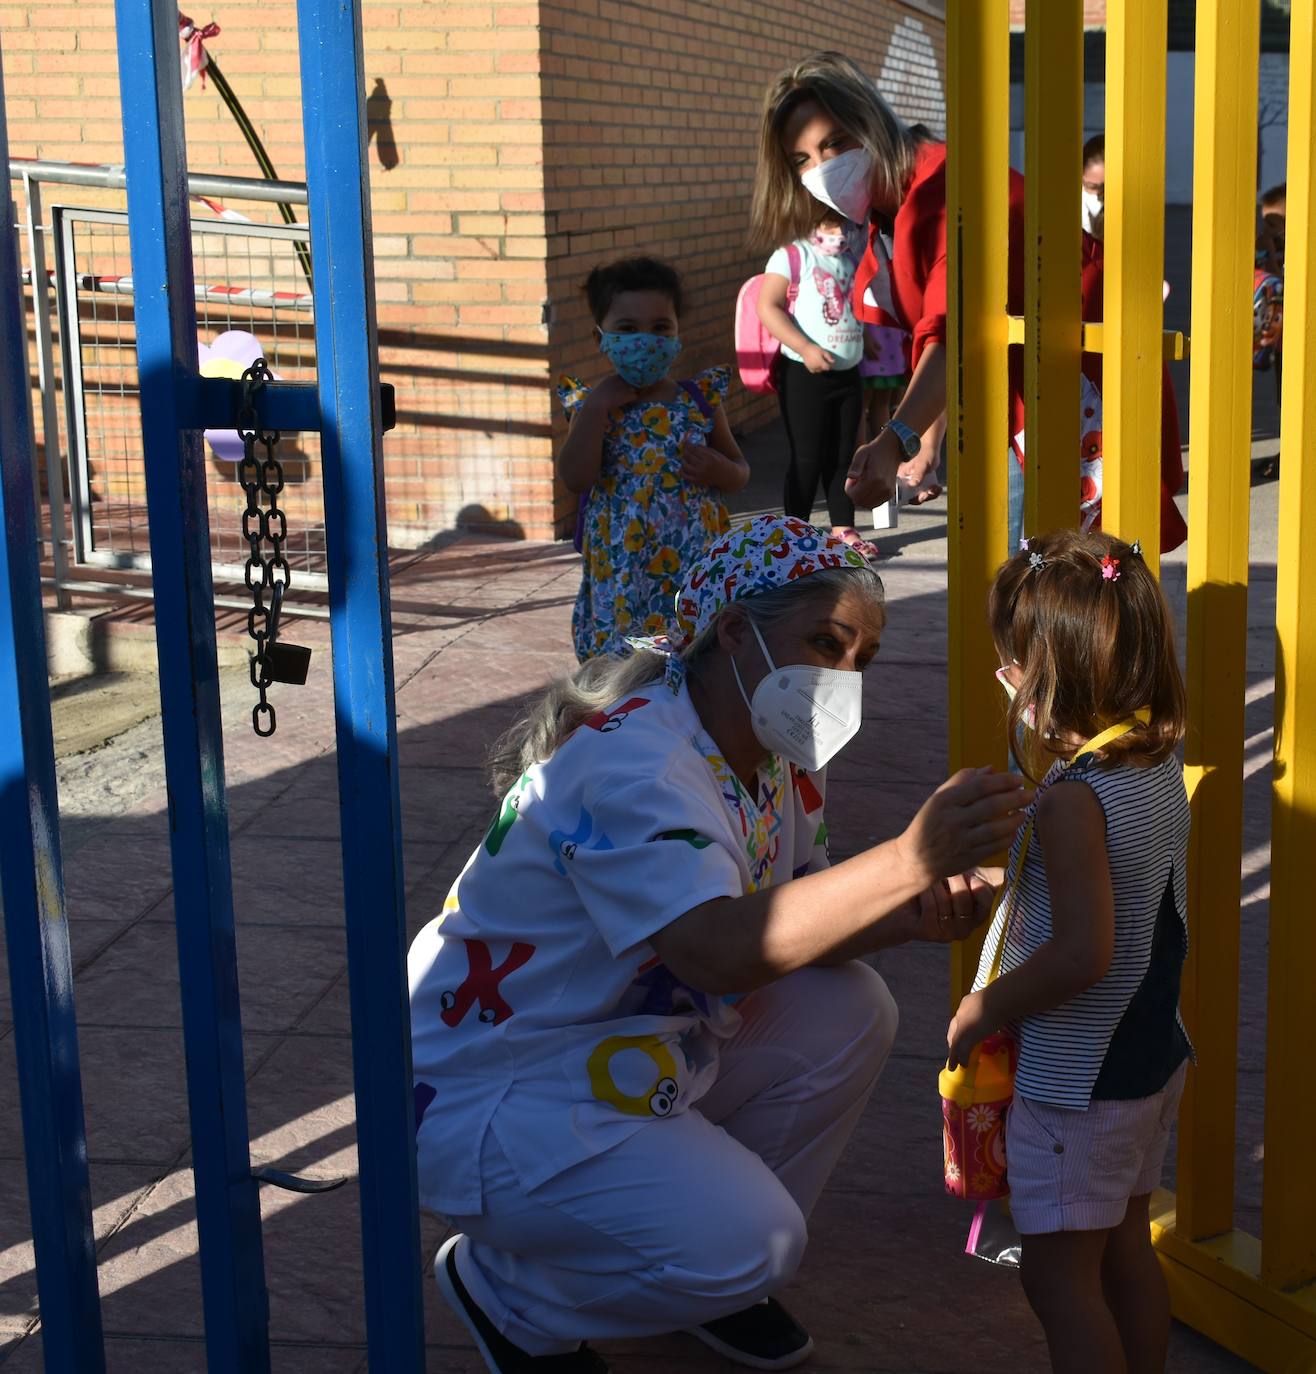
top-left (945, 1), bottom-right (1316, 1368)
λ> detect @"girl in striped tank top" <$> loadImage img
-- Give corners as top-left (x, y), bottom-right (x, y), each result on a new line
top-left (947, 529), bottom-right (1191, 1374)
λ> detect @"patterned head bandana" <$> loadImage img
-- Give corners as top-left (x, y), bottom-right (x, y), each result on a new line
top-left (629, 515), bottom-right (870, 691)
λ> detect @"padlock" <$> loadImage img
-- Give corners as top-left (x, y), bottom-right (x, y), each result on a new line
top-left (263, 640), bottom-right (312, 685)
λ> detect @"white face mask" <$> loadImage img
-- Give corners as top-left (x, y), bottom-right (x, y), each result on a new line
top-left (732, 621), bottom-right (863, 771)
top-left (995, 665), bottom-right (1037, 731)
top-left (1081, 189), bottom-right (1104, 239)
top-left (801, 148), bottom-right (875, 226)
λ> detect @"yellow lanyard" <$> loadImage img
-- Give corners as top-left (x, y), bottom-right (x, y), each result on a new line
top-left (987, 711), bottom-right (1148, 983)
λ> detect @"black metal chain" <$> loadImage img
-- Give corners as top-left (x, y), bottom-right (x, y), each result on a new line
top-left (237, 359), bottom-right (289, 737)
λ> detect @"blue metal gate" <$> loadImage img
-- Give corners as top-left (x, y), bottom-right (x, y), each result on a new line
top-left (0, 0), bottom-right (424, 1367)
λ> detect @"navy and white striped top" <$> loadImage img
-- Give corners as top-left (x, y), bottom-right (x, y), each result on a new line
top-left (971, 751), bottom-right (1192, 1110)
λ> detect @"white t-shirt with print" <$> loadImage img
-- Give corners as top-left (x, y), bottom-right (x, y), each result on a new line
top-left (765, 233), bottom-right (865, 370)
top-left (407, 679), bottom-right (830, 1215)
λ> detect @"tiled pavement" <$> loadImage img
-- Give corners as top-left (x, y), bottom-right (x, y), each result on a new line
top-left (0, 425), bottom-right (1265, 1370)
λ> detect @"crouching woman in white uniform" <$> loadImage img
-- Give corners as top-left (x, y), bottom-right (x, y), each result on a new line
top-left (409, 514), bottom-right (1028, 1374)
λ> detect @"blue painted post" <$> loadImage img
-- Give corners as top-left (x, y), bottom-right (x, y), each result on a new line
top-left (112, 1), bottom-right (271, 1367)
top-left (294, 0), bottom-right (425, 1365)
top-left (0, 41), bottom-right (107, 1374)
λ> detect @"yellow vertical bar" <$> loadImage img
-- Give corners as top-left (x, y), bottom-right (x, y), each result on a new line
top-left (1263, 0), bottom-right (1316, 1292)
top-left (1178, 0), bottom-right (1258, 1244)
top-left (1022, 0), bottom-right (1082, 539)
top-left (1103, 0), bottom-right (1168, 576)
top-left (946, 0), bottom-right (1010, 1002)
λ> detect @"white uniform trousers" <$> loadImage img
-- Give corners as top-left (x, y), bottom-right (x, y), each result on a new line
top-left (446, 960), bottom-right (898, 1356)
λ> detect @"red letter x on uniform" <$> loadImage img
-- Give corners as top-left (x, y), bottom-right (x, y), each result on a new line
top-left (441, 939), bottom-right (535, 1027)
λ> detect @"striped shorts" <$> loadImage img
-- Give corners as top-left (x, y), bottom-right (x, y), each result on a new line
top-left (1006, 1060), bottom-right (1188, 1234)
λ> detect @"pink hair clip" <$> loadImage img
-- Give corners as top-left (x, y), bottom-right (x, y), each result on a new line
top-left (1018, 537), bottom-right (1031, 552)
top-left (1101, 555), bottom-right (1121, 581)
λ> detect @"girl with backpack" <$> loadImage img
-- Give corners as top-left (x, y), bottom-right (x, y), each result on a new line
top-left (558, 257), bottom-right (748, 663)
top-left (754, 211), bottom-right (881, 561)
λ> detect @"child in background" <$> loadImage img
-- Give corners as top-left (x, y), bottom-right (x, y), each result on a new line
top-left (756, 212), bottom-right (880, 560)
top-left (1254, 184), bottom-right (1286, 428)
top-left (947, 529), bottom-right (1191, 1374)
top-left (858, 322), bottom-right (907, 444)
top-left (557, 257), bottom-right (748, 663)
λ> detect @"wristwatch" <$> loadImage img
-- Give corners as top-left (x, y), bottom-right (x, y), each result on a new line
top-left (885, 418), bottom-right (922, 458)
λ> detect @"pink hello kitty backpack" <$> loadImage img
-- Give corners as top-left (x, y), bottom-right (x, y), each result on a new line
top-left (735, 244), bottom-right (801, 395)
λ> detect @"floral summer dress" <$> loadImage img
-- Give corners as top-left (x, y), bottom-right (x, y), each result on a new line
top-left (557, 367), bottom-right (732, 662)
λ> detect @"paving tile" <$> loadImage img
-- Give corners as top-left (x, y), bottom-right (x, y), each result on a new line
top-left (0, 1163), bottom-right (159, 1328)
top-left (0, 1026), bottom-right (189, 1166)
top-left (243, 1033), bottom-right (357, 1174)
top-left (0, 1332), bottom-right (365, 1370)
top-left (71, 922), bottom-right (348, 1036)
top-left (61, 831), bottom-right (177, 927)
top-left (94, 1156), bottom-right (368, 1350)
top-left (0, 917), bottom-right (129, 1032)
top-left (294, 972), bottom-right (351, 1037)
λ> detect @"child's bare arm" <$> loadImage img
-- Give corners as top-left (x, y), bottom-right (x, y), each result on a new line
top-left (557, 377), bottom-right (636, 493)
top-left (946, 781), bottom-right (1114, 1069)
top-left (756, 273), bottom-right (833, 372)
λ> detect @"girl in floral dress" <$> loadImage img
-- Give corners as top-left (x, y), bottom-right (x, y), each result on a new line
top-left (557, 257), bottom-right (749, 662)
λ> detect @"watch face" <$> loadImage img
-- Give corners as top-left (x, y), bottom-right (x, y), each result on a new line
top-left (892, 422), bottom-right (920, 457)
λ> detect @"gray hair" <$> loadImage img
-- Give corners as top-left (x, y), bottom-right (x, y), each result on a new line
top-left (486, 563), bottom-right (885, 796)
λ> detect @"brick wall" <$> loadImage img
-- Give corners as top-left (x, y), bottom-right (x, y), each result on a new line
top-left (4, 0), bottom-right (943, 549)
top-left (4, 0), bottom-right (556, 543)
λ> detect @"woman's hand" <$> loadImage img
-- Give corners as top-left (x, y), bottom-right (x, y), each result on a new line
top-left (946, 988), bottom-right (998, 1072)
top-left (910, 868), bottom-right (1001, 945)
top-left (845, 426), bottom-right (904, 507)
top-left (896, 445), bottom-right (938, 494)
top-left (897, 768), bottom-right (1031, 890)
top-left (801, 343), bottom-right (836, 374)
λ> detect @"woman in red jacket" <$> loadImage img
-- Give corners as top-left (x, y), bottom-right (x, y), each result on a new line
top-left (749, 51), bottom-right (1187, 554)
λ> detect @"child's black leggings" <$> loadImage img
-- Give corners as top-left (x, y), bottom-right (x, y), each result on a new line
top-left (778, 358), bottom-right (863, 527)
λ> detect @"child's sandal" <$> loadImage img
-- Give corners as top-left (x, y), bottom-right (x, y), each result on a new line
top-left (833, 527), bottom-right (884, 562)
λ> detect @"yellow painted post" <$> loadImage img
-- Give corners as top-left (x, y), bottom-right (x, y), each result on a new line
top-left (946, 0), bottom-right (1010, 1001)
top-left (1263, 0), bottom-right (1316, 1293)
top-left (1022, 0), bottom-right (1082, 539)
top-left (1177, 0), bottom-right (1258, 1247)
top-left (1103, 0), bottom-right (1168, 576)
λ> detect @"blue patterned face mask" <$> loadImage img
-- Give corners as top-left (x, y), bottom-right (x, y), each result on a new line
top-left (598, 331), bottom-right (682, 389)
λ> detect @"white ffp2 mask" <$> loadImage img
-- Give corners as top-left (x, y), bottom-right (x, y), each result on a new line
top-left (1081, 189), bottom-right (1104, 238)
top-left (801, 148), bottom-right (875, 226)
top-left (732, 621), bottom-right (863, 772)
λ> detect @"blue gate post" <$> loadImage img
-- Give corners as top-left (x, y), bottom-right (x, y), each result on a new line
top-left (295, 0), bottom-right (426, 1365)
top-left (0, 41), bottom-right (107, 1374)
top-left (112, 1), bottom-right (272, 1368)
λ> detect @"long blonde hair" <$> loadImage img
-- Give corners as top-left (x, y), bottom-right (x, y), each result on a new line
top-left (486, 565), bottom-right (886, 796)
top-left (749, 51), bottom-right (915, 256)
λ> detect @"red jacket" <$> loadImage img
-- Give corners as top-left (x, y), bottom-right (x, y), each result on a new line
top-left (854, 142), bottom-right (1186, 553)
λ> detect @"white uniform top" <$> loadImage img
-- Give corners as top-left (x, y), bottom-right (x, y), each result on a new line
top-left (408, 679), bottom-right (831, 1215)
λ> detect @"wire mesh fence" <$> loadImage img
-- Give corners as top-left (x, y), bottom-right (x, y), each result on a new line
top-left (53, 207), bottom-right (327, 588)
